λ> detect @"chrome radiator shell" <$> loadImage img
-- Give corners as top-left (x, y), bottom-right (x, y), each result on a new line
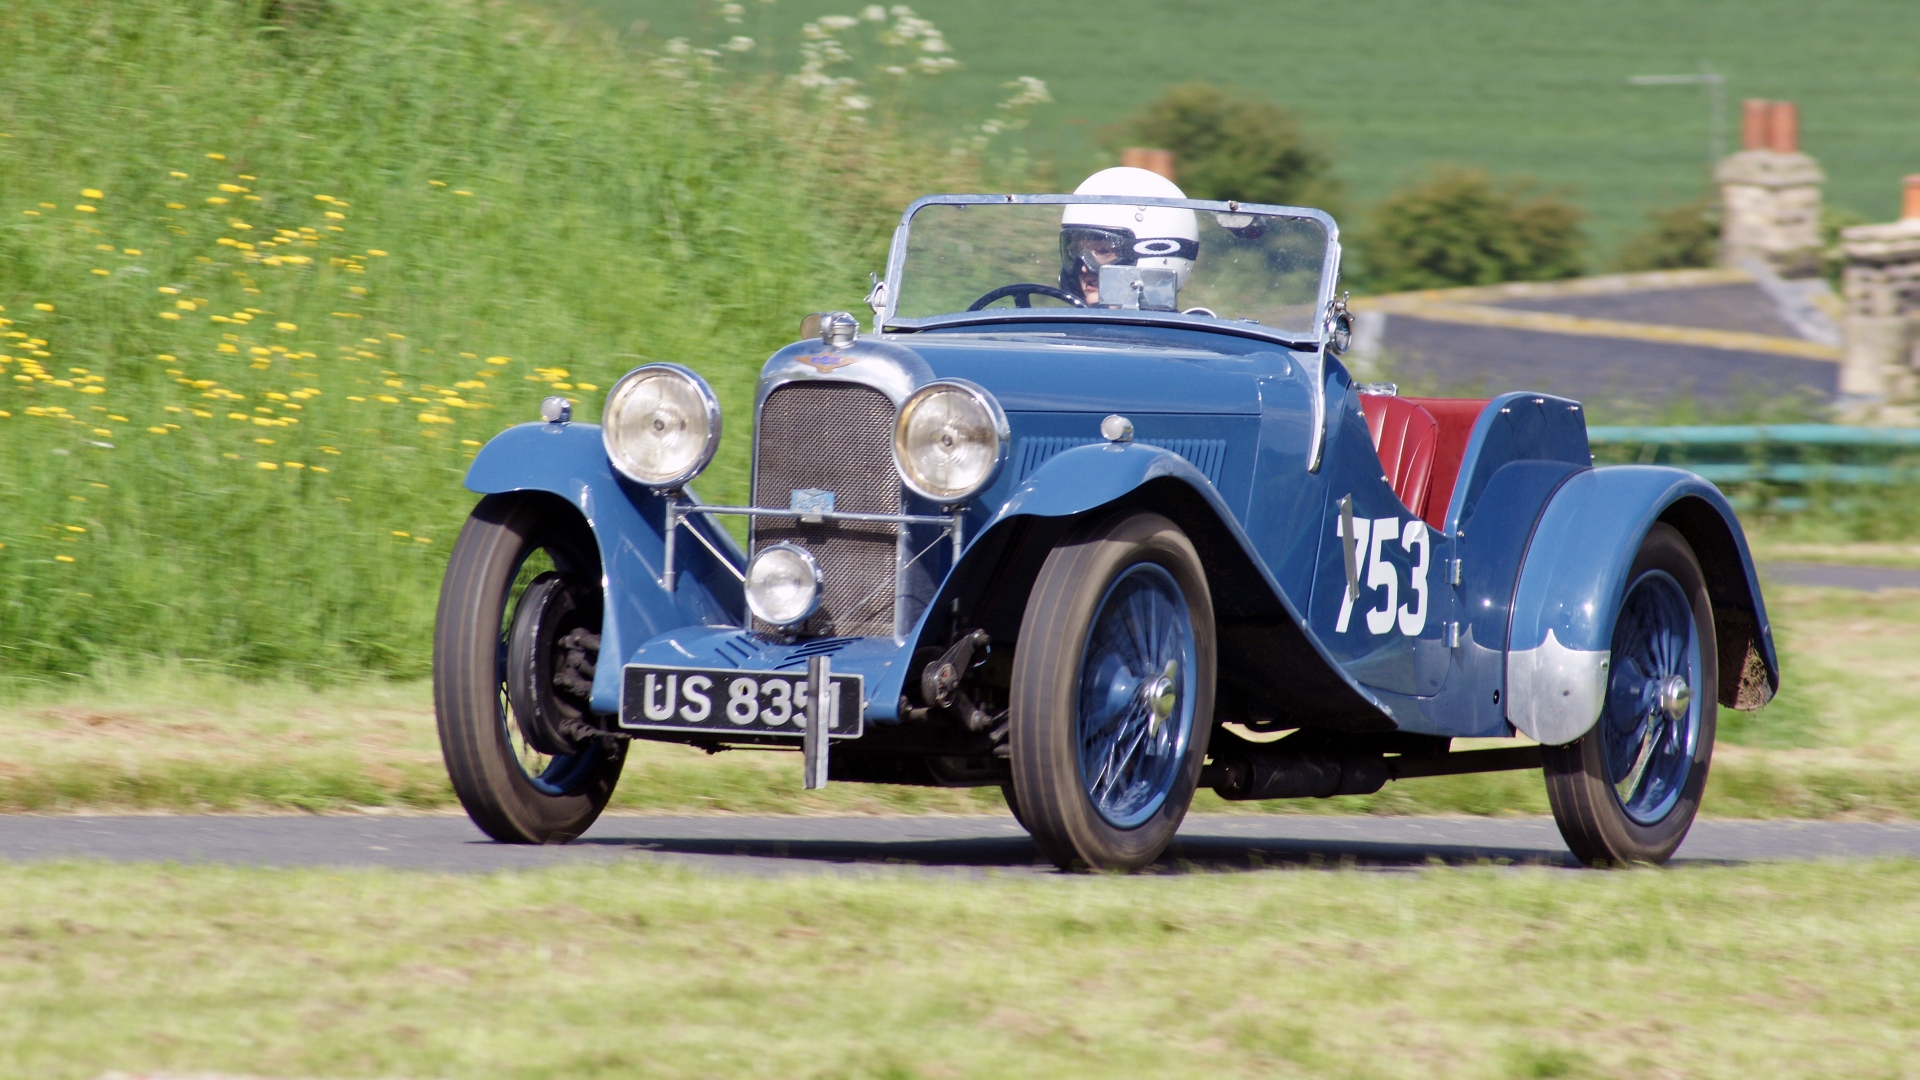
top-left (750, 339), bottom-right (937, 639)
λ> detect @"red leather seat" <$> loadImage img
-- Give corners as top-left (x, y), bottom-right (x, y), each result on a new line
top-left (1360, 394), bottom-right (1439, 522)
top-left (1401, 396), bottom-right (1490, 529)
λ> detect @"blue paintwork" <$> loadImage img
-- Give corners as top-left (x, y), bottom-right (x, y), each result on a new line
top-left (462, 316), bottom-right (1779, 743)
top-left (465, 421), bottom-right (745, 714)
top-left (1509, 465), bottom-right (1778, 680)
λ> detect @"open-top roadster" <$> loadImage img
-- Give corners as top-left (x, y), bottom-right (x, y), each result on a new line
top-left (434, 168), bottom-right (1778, 870)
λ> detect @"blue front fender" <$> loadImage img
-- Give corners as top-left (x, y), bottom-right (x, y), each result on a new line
top-left (900, 440), bottom-right (1394, 730)
top-left (1505, 465), bottom-right (1779, 745)
top-left (464, 422), bottom-right (746, 713)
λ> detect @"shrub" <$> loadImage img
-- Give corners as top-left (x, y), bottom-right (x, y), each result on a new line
top-left (1616, 197), bottom-right (1720, 271)
top-left (1112, 83), bottom-right (1340, 209)
top-left (1353, 166), bottom-right (1586, 292)
top-left (0, 0), bottom-right (991, 682)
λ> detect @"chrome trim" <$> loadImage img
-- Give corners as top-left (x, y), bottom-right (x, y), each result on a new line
top-left (600, 362), bottom-right (722, 491)
top-left (891, 379), bottom-right (1011, 504)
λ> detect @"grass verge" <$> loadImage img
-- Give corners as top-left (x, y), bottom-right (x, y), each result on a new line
top-left (3, 859), bottom-right (1919, 1079)
top-left (4, 582), bottom-right (1917, 819)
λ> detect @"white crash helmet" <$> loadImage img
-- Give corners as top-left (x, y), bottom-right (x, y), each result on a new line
top-left (1059, 167), bottom-right (1201, 297)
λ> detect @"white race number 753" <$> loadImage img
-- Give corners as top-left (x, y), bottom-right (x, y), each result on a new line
top-left (1336, 512), bottom-right (1429, 637)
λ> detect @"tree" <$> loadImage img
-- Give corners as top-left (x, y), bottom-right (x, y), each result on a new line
top-left (1114, 83), bottom-right (1339, 210)
top-left (1354, 166), bottom-right (1586, 292)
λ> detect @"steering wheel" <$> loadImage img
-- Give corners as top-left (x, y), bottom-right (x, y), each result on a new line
top-left (967, 283), bottom-right (1088, 311)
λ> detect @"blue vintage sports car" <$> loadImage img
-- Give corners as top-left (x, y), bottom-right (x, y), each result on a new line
top-left (434, 168), bottom-right (1779, 870)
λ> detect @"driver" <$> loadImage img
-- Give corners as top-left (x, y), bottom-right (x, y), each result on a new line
top-left (1059, 167), bottom-right (1200, 307)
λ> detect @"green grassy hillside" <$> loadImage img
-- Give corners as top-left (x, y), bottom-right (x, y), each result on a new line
top-left (604, 0), bottom-right (1920, 249)
top-left (0, 0), bottom-right (964, 681)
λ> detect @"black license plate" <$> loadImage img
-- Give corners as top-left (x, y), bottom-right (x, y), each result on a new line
top-left (620, 664), bottom-right (864, 739)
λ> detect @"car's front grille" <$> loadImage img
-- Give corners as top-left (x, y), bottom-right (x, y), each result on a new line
top-left (752, 381), bottom-right (901, 638)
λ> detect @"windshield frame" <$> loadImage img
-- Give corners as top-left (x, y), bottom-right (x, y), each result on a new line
top-left (878, 193), bottom-right (1344, 470)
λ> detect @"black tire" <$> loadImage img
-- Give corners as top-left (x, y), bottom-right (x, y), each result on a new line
top-left (1000, 784), bottom-right (1029, 833)
top-left (1543, 523), bottom-right (1717, 866)
top-left (1010, 510), bottom-right (1216, 871)
top-left (434, 493), bottom-right (626, 844)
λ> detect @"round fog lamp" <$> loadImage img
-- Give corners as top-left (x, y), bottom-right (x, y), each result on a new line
top-left (602, 363), bottom-right (721, 489)
top-left (745, 543), bottom-right (822, 627)
top-left (893, 380), bottom-right (1008, 503)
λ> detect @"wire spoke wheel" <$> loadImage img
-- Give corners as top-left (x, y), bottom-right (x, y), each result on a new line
top-left (1543, 523), bottom-right (1716, 866)
top-left (1602, 570), bottom-right (1701, 825)
top-left (1076, 564), bottom-right (1197, 829)
top-left (1011, 510), bottom-right (1214, 872)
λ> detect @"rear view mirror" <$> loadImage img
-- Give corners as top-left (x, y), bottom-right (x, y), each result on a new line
top-left (1097, 265), bottom-right (1178, 311)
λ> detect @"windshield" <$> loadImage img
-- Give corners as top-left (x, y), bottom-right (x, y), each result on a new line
top-left (888, 196), bottom-right (1334, 337)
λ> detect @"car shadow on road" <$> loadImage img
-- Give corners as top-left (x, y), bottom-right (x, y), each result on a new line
top-left (572, 832), bottom-right (1604, 871)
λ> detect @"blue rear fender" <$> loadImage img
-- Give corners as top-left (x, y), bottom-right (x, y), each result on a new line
top-left (904, 439), bottom-right (1395, 731)
top-left (1505, 465), bottom-right (1779, 745)
top-left (464, 421), bottom-right (746, 714)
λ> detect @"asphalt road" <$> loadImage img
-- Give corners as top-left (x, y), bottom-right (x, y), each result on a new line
top-left (4, 813), bottom-right (1917, 875)
top-left (1763, 561), bottom-right (1920, 592)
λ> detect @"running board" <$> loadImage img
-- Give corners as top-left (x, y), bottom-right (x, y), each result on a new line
top-left (1386, 746), bottom-right (1542, 779)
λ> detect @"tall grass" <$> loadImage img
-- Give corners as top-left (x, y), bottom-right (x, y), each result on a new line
top-left (0, 0), bottom-right (980, 682)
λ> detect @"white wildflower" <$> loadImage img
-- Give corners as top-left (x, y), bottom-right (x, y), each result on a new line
top-left (725, 35), bottom-right (755, 51)
top-left (818, 14), bottom-right (860, 30)
top-left (861, 4), bottom-right (887, 19)
top-left (719, 2), bottom-right (745, 22)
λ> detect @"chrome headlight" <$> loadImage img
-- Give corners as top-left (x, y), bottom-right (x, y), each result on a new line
top-left (601, 363), bottom-right (721, 489)
top-left (892, 379), bottom-right (1008, 503)
top-left (745, 543), bottom-right (822, 627)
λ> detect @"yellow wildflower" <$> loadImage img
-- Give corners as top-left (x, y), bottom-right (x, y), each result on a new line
top-left (124, 249), bottom-right (141, 256)
top-left (91, 269), bottom-right (110, 276)
top-left (166, 203), bottom-right (186, 210)
top-left (256, 462), bottom-right (278, 470)
top-left (75, 205), bottom-right (97, 213)
top-left (392, 530), bottom-right (410, 537)
top-left (55, 555), bottom-right (75, 563)
top-left (34, 303), bottom-right (53, 312)
top-left (148, 426), bottom-right (169, 434)
top-left (206, 197), bottom-right (229, 205)
top-left (284, 462), bottom-right (304, 469)
top-left (159, 312), bottom-right (181, 321)
top-left (65, 525), bottom-right (86, 533)
top-left (81, 188), bottom-right (103, 199)
top-left (206, 152), bottom-right (226, 160)
top-left (218, 183), bottom-right (249, 193)
top-left (227, 412), bottom-right (248, 420)
top-left (454, 190), bottom-right (473, 197)
top-left (275, 322), bottom-right (297, 331)
top-left (170, 171), bottom-right (189, 179)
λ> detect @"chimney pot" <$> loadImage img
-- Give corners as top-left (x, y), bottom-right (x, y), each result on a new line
top-left (1741, 99), bottom-right (1770, 151)
top-left (1120, 147), bottom-right (1176, 181)
top-left (1903, 176), bottom-right (1920, 221)
top-left (1766, 101), bottom-right (1798, 153)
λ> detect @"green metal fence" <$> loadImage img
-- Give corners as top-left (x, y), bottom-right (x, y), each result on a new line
top-left (1586, 425), bottom-right (1920, 485)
